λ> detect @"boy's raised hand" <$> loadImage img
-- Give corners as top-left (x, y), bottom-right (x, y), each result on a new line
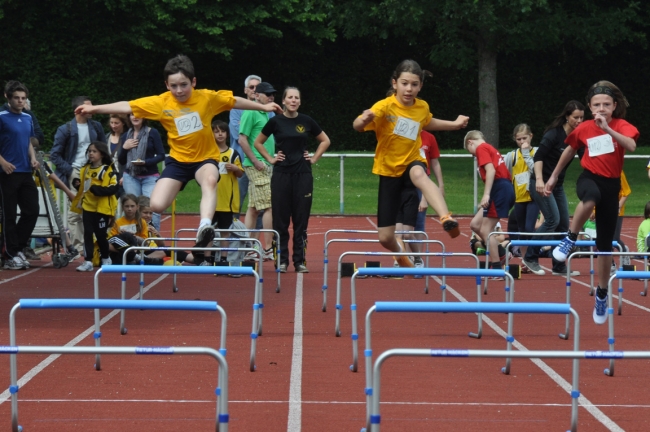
top-left (74, 103), bottom-right (94, 116)
top-left (454, 115), bottom-right (470, 129)
top-left (263, 102), bottom-right (283, 115)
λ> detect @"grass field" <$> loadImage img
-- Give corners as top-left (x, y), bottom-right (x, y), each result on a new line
top-left (172, 148), bottom-right (650, 216)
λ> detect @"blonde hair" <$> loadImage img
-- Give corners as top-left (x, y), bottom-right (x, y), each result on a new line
top-left (463, 130), bottom-right (485, 149)
top-left (512, 123), bottom-right (532, 141)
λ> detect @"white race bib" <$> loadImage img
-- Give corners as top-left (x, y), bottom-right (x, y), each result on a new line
top-left (83, 178), bottom-right (92, 193)
top-left (218, 163), bottom-right (228, 175)
top-left (393, 117), bottom-right (419, 141)
top-left (587, 134), bottom-right (615, 157)
top-left (174, 112), bottom-right (203, 137)
top-left (514, 172), bottom-right (530, 188)
top-left (120, 223), bottom-right (137, 234)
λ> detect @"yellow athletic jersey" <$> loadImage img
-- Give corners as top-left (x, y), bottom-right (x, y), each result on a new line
top-left (362, 95), bottom-right (431, 177)
top-left (71, 164), bottom-right (118, 216)
top-left (216, 147), bottom-right (243, 213)
top-left (129, 89), bottom-right (236, 163)
top-left (619, 171), bottom-right (631, 216)
top-left (109, 216), bottom-right (149, 239)
top-left (511, 148), bottom-right (536, 203)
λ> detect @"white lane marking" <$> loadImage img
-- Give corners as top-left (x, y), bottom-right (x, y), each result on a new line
top-left (438, 277), bottom-right (623, 431)
top-left (365, 217), bottom-right (377, 229)
top-left (0, 263), bottom-right (51, 284)
top-left (15, 399), bottom-right (650, 408)
top-left (0, 274), bottom-right (168, 405)
top-left (287, 273), bottom-right (304, 432)
top-left (621, 234), bottom-right (635, 240)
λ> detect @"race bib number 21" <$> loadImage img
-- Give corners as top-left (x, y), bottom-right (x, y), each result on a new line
top-left (175, 112), bottom-right (203, 137)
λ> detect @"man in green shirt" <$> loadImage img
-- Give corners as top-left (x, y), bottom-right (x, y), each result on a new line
top-left (238, 82), bottom-right (277, 260)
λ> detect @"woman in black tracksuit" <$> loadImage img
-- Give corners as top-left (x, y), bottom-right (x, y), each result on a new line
top-left (253, 87), bottom-right (330, 273)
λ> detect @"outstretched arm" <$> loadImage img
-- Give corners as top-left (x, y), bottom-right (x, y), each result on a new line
top-left (75, 102), bottom-right (133, 116)
top-left (424, 115), bottom-right (469, 131)
top-left (233, 97), bottom-right (282, 115)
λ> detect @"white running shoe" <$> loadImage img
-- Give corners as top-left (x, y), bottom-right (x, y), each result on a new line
top-left (76, 261), bottom-right (94, 272)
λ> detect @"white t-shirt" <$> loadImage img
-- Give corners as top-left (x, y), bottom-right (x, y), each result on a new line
top-left (73, 122), bottom-right (91, 168)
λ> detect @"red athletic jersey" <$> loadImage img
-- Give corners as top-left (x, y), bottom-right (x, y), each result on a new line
top-left (475, 143), bottom-right (510, 182)
top-left (566, 118), bottom-right (639, 178)
top-left (419, 131), bottom-right (440, 175)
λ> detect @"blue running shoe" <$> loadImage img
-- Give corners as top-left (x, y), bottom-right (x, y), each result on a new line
top-left (553, 236), bottom-right (575, 262)
top-left (593, 294), bottom-right (608, 325)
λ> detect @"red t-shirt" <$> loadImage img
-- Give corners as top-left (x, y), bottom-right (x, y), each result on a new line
top-left (475, 143), bottom-right (510, 182)
top-left (566, 118), bottom-right (639, 178)
top-left (419, 131), bottom-right (440, 175)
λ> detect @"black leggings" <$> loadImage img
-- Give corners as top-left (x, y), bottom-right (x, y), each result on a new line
top-left (576, 170), bottom-right (620, 252)
top-left (82, 211), bottom-right (110, 261)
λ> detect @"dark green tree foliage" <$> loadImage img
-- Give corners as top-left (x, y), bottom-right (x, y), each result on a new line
top-left (330, 0), bottom-right (646, 146)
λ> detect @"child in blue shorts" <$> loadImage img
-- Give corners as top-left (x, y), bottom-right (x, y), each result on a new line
top-left (464, 130), bottom-right (515, 270)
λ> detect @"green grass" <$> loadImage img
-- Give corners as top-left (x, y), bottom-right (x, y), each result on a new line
top-left (172, 148), bottom-right (650, 216)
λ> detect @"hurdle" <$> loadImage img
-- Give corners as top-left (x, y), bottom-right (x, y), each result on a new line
top-left (567, 250), bottom-right (648, 317)
top-left (348, 267), bottom-right (517, 372)
top-left (94, 266), bottom-right (262, 372)
top-left (602, 269), bottom-right (650, 377)
top-left (2, 344), bottom-right (228, 432)
top-left (362, 301), bottom-right (579, 431)
top-left (177, 227), bottom-right (282, 293)
top-left (322, 230), bottom-right (442, 311)
top-left (334, 252), bottom-right (482, 337)
top-left (362, 348), bottom-right (650, 432)
top-left (483, 234), bottom-right (594, 294)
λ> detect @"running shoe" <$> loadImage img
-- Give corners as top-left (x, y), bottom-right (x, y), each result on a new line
top-left (195, 224), bottom-right (215, 248)
top-left (593, 293), bottom-right (608, 325)
top-left (263, 248), bottom-right (274, 261)
top-left (394, 238), bottom-right (414, 268)
top-left (101, 257), bottom-right (112, 266)
top-left (278, 263), bottom-right (288, 273)
top-left (295, 264), bottom-right (309, 273)
top-left (552, 267), bottom-right (580, 276)
top-left (621, 255), bottom-right (631, 266)
top-left (22, 247), bottom-right (40, 260)
top-left (440, 213), bottom-right (460, 238)
top-left (16, 252), bottom-right (30, 268)
top-left (522, 259), bottom-right (545, 276)
top-left (413, 257), bottom-right (424, 279)
top-left (3, 256), bottom-right (26, 270)
top-left (552, 236), bottom-right (576, 262)
top-left (76, 261), bottom-right (94, 272)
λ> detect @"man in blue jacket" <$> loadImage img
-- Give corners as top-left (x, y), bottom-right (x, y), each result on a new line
top-left (50, 96), bottom-right (106, 253)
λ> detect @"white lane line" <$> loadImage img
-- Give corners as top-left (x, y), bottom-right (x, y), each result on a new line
top-left (16, 399), bottom-right (650, 408)
top-left (438, 277), bottom-right (623, 431)
top-left (365, 217), bottom-right (377, 229)
top-left (0, 263), bottom-right (51, 284)
top-left (0, 274), bottom-right (168, 405)
top-left (621, 234), bottom-right (635, 240)
top-left (287, 273), bottom-right (304, 432)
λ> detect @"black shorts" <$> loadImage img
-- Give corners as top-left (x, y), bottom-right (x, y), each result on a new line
top-left (395, 187), bottom-right (419, 227)
top-left (212, 211), bottom-right (234, 230)
top-left (160, 157), bottom-right (219, 191)
top-left (576, 170), bottom-right (620, 252)
top-left (377, 161), bottom-right (426, 228)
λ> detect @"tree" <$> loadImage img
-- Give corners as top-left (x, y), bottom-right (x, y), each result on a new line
top-left (330, 0), bottom-right (646, 146)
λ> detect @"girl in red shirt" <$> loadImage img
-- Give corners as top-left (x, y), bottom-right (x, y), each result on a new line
top-left (545, 81), bottom-right (639, 324)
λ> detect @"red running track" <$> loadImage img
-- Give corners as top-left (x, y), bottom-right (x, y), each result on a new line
top-left (0, 214), bottom-right (648, 431)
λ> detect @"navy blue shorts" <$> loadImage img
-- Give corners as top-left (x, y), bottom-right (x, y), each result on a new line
top-left (484, 178), bottom-right (515, 219)
top-left (160, 157), bottom-right (219, 191)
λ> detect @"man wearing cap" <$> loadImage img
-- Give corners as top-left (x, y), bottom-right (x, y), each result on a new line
top-left (238, 82), bottom-right (277, 260)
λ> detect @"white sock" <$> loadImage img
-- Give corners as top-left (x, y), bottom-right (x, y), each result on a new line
top-left (199, 218), bottom-right (211, 228)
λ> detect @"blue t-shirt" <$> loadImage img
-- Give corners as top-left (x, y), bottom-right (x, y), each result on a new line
top-left (0, 109), bottom-right (34, 173)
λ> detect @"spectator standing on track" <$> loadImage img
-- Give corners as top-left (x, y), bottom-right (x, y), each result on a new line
top-left (70, 142), bottom-right (118, 272)
top-left (464, 130), bottom-right (515, 271)
top-left (0, 80), bottom-right (40, 269)
top-left (527, 101), bottom-right (585, 276)
top-left (352, 59), bottom-right (467, 268)
top-left (75, 55), bottom-right (281, 252)
top-left (117, 114), bottom-right (165, 229)
top-left (254, 87), bottom-right (331, 273)
top-left (503, 124), bottom-right (539, 273)
top-left (238, 82), bottom-right (278, 262)
top-left (546, 81), bottom-right (638, 325)
top-left (51, 96), bottom-right (107, 254)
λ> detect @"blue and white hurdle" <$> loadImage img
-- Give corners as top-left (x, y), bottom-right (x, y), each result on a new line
top-left (362, 347), bottom-right (650, 432)
top-left (176, 227), bottom-right (282, 293)
top-left (8, 298), bottom-right (229, 431)
top-left (94, 265), bottom-right (262, 372)
top-left (348, 267), bottom-right (516, 372)
top-left (361, 301), bottom-right (580, 432)
top-left (602, 269), bottom-right (650, 377)
top-left (322, 229), bottom-right (440, 312)
top-left (2, 344), bottom-right (228, 432)
top-left (334, 251), bottom-right (482, 337)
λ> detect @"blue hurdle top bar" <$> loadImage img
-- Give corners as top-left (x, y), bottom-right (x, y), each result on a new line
top-left (375, 301), bottom-right (571, 315)
top-left (101, 264), bottom-right (254, 276)
top-left (19, 299), bottom-right (219, 311)
top-left (356, 267), bottom-right (504, 278)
